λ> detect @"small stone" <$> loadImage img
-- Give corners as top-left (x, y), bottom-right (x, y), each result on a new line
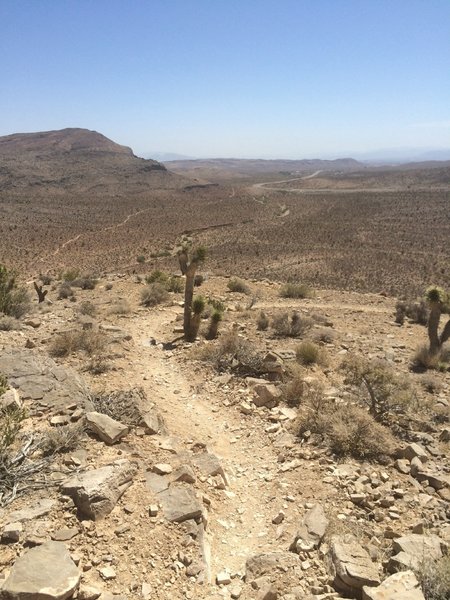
top-left (51, 527), bottom-right (79, 542)
top-left (85, 412), bottom-right (129, 445)
top-left (2, 522), bottom-right (23, 543)
top-left (272, 511), bottom-right (285, 525)
top-left (216, 571), bottom-right (231, 585)
top-left (99, 566), bottom-right (116, 579)
top-left (153, 463), bottom-right (173, 475)
top-left (148, 505), bottom-right (159, 517)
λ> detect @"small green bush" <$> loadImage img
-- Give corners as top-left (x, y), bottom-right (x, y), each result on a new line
top-left (62, 268), bottom-right (80, 282)
top-left (71, 276), bottom-right (98, 290)
top-left (280, 283), bottom-right (313, 299)
top-left (79, 301), bottom-right (96, 316)
top-left (227, 277), bottom-right (251, 294)
top-left (136, 255), bottom-right (146, 264)
top-left (272, 311), bottom-right (313, 338)
top-left (167, 276), bottom-right (183, 293)
top-left (145, 270), bottom-right (169, 285)
top-left (57, 282), bottom-right (74, 300)
top-left (140, 283), bottom-right (169, 307)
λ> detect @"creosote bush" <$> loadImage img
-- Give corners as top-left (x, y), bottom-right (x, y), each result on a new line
top-left (57, 282), bottom-right (75, 300)
top-left (108, 298), bottom-right (131, 315)
top-left (140, 282), bottom-right (169, 307)
top-left (280, 283), bottom-right (313, 299)
top-left (49, 330), bottom-right (107, 358)
top-left (0, 316), bottom-right (21, 331)
top-left (227, 277), bottom-right (251, 294)
top-left (395, 299), bottom-right (429, 325)
top-left (71, 275), bottom-right (98, 290)
top-left (79, 301), bottom-right (96, 316)
top-left (61, 268), bottom-right (80, 282)
top-left (416, 555), bottom-right (450, 600)
top-left (282, 365), bottom-right (305, 407)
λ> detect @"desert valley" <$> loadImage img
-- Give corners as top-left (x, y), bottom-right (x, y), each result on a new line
top-left (0, 127), bottom-right (449, 600)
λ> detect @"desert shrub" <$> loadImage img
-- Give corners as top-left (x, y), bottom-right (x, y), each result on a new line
top-left (196, 330), bottom-right (265, 375)
top-left (256, 311), bottom-right (269, 331)
top-left (208, 298), bottom-right (226, 314)
top-left (39, 423), bottom-right (84, 456)
top-left (295, 386), bottom-right (395, 461)
top-left (416, 555), bottom-right (450, 600)
top-left (91, 388), bottom-right (145, 425)
top-left (0, 315), bottom-right (21, 331)
top-left (79, 301), bottom-right (96, 316)
top-left (85, 356), bottom-right (111, 374)
top-left (395, 299), bottom-right (429, 325)
top-left (282, 366), bottom-right (305, 407)
top-left (420, 373), bottom-right (443, 394)
top-left (145, 270), bottom-right (168, 285)
top-left (136, 255), bottom-right (146, 264)
top-left (280, 283), bottom-right (313, 299)
top-left (194, 274), bottom-right (204, 287)
top-left (167, 276), bottom-right (183, 293)
top-left (140, 283), bottom-right (169, 307)
top-left (0, 265), bottom-right (31, 318)
top-left (310, 327), bottom-right (337, 344)
top-left (296, 340), bottom-right (324, 366)
top-left (108, 298), bottom-right (131, 315)
top-left (0, 405), bottom-right (26, 457)
top-left (272, 311), bottom-right (313, 338)
top-left (49, 330), bottom-right (107, 357)
top-left (71, 275), bottom-right (98, 290)
top-left (227, 277), bottom-right (251, 294)
top-left (57, 282), bottom-right (74, 300)
top-left (62, 268), bottom-right (80, 282)
top-left (105, 282), bottom-right (113, 291)
top-left (342, 354), bottom-right (416, 422)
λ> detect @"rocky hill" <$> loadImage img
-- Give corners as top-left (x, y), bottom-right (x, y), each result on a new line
top-left (0, 128), bottom-right (188, 194)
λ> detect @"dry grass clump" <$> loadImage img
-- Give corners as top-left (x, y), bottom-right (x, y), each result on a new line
top-left (294, 385), bottom-right (395, 461)
top-left (71, 275), bottom-right (98, 290)
top-left (227, 277), bottom-right (251, 294)
top-left (310, 327), bottom-right (337, 344)
top-left (296, 340), bottom-right (327, 366)
top-left (140, 282), bottom-right (169, 307)
top-left (49, 329), bottom-right (107, 358)
top-left (0, 315), bottom-right (21, 331)
top-left (272, 311), bottom-right (313, 338)
top-left (57, 281), bottom-right (75, 300)
top-left (420, 373), bottom-right (443, 394)
top-left (280, 283), bottom-right (313, 299)
top-left (108, 298), bottom-right (131, 315)
top-left (416, 555), bottom-right (450, 600)
top-left (39, 423), bottom-right (85, 456)
top-left (0, 374), bottom-right (8, 396)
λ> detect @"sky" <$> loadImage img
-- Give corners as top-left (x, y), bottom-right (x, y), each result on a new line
top-left (1, 0), bottom-right (450, 159)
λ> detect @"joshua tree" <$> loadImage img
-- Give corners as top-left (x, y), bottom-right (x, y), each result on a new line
top-left (33, 281), bottom-right (48, 303)
top-left (426, 286), bottom-right (450, 355)
top-left (178, 246), bottom-right (206, 341)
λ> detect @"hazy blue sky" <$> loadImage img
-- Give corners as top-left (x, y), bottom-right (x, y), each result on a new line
top-left (1, 1), bottom-right (449, 158)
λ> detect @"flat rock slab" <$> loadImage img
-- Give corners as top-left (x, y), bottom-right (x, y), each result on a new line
top-left (245, 552), bottom-right (299, 582)
top-left (157, 483), bottom-right (202, 523)
top-left (0, 540), bottom-right (80, 600)
top-left (0, 348), bottom-right (92, 412)
top-left (86, 412), bottom-right (129, 444)
top-left (61, 459), bottom-right (137, 520)
top-left (145, 472), bottom-right (170, 494)
top-left (362, 570), bottom-right (425, 600)
top-left (1, 498), bottom-right (56, 526)
top-left (330, 536), bottom-right (380, 598)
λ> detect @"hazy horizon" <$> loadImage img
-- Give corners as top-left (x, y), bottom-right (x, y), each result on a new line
top-left (2, 1), bottom-right (449, 159)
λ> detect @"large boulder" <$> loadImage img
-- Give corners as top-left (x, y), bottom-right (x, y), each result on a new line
top-left (362, 570), bottom-right (425, 600)
top-left (61, 459), bottom-right (137, 520)
top-left (253, 383), bottom-right (282, 408)
top-left (290, 503), bottom-right (329, 552)
top-left (0, 541), bottom-right (80, 599)
top-left (329, 536), bottom-right (380, 599)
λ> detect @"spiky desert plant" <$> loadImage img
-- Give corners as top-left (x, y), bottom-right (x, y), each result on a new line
top-left (186, 296), bottom-right (205, 342)
top-left (425, 286), bottom-right (450, 355)
top-left (177, 245), bottom-right (206, 341)
top-left (206, 309), bottom-right (223, 340)
top-left (33, 281), bottom-right (48, 303)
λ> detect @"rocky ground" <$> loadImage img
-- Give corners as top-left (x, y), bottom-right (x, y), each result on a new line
top-left (0, 274), bottom-right (449, 600)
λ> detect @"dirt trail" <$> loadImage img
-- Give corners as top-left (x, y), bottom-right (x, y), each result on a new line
top-left (125, 307), bottom-right (299, 580)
